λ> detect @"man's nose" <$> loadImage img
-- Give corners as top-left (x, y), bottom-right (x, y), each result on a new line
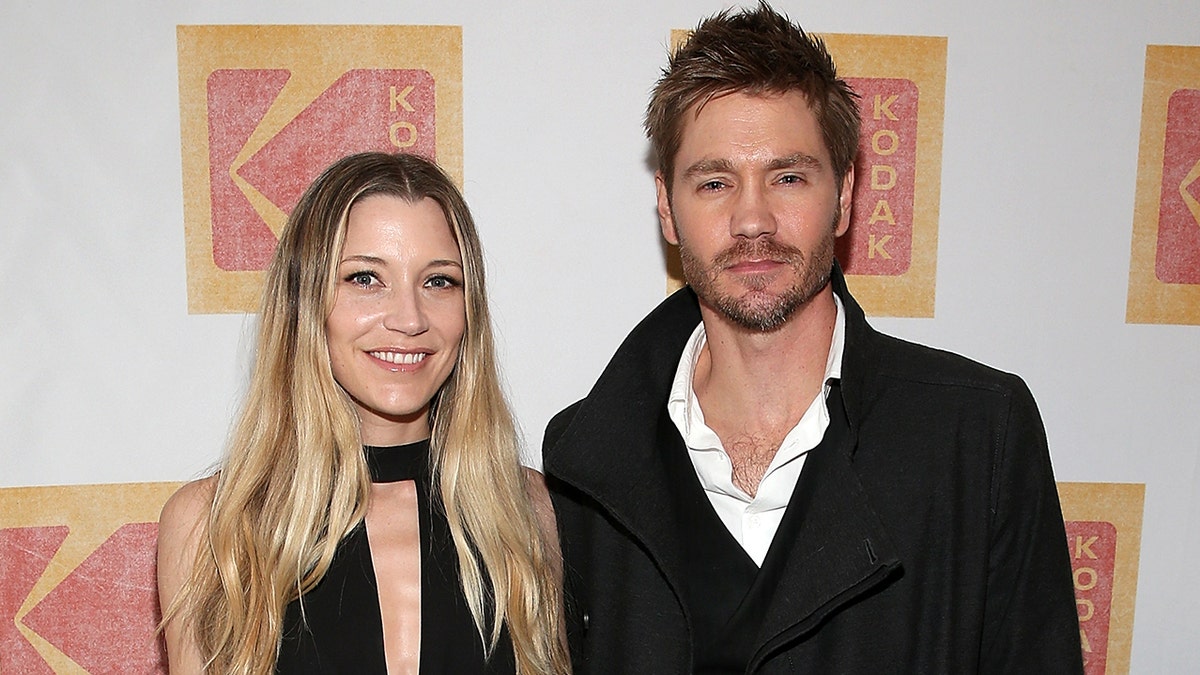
top-left (729, 183), bottom-right (777, 239)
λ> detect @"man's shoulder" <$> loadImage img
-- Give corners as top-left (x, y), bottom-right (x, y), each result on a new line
top-left (543, 289), bottom-right (699, 452)
top-left (835, 270), bottom-right (1027, 398)
top-left (544, 399), bottom-right (585, 450)
top-left (864, 328), bottom-right (1029, 398)
top-left (624, 285), bottom-right (702, 349)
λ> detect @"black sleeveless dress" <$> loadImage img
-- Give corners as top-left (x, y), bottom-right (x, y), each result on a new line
top-left (276, 440), bottom-right (517, 673)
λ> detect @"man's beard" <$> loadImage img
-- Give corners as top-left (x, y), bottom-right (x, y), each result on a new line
top-left (678, 225), bottom-right (836, 333)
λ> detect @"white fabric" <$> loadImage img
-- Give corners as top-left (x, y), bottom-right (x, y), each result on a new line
top-left (667, 295), bottom-right (845, 566)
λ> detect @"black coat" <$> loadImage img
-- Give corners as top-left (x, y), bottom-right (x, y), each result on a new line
top-left (543, 269), bottom-right (1083, 674)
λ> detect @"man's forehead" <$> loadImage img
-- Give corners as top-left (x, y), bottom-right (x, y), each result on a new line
top-left (686, 87), bottom-right (817, 121)
top-left (674, 93), bottom-right (828, 169)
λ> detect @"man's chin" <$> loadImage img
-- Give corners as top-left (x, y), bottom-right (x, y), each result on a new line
top-left (698, 293), bottom-right (793, 333)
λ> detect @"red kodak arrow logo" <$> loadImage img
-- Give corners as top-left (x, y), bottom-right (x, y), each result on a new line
top-left (22, 523), bottom-right (166, 673)
top-left (0, 525), bottom-right (67, 674)
top-left (1155, 88), bottom-right (1200, 284)
top-left (838, 77), bottom-right (918, 277)
top-left (207, 68), bottom-right (437, 271)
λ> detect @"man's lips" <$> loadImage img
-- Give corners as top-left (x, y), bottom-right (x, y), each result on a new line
top-left (715, 239), bottom-right (802, 273)
top-left (725, 258), bottom-right (786, 274)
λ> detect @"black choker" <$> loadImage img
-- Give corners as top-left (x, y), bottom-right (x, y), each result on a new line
top-left (363, 439), bottom-right (430, 483)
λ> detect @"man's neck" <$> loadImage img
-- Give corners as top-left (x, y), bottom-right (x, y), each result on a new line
top-left (691, 285), bottom-right (838, 495)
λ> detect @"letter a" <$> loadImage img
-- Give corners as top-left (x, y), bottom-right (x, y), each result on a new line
top-left (868, 199), bottom-right (896, 226)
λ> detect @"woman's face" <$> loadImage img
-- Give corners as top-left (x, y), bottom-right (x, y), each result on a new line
top-left (325, 194), bottom-right (467, 446)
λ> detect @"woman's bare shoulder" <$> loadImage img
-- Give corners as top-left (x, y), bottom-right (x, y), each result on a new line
top-left (522, 468), bottom-right (559, 552)
top-left (159, 476), bottom-right (217, 534)
top-left (158, 476), bottom-right (218, 581)
top-left (158, 476), bottom-right (216, 674)
top-left (522, 468), bottom-right (553, 516)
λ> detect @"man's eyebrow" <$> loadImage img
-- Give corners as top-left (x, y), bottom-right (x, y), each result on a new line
top-left (767, 153), bottom-right (823, 172)
top-left (681, 158), bottom-right (735, 178)
top-left (681, 153), bottom-right (824, 179)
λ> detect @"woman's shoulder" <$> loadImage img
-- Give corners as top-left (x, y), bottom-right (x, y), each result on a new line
top-left (158, 476), bottom-right (218, 575)
top-left (160, 476), bottom-right (218, 533)
top-left (521, 468), bottom-right (560, 568)
top-left (521, 468), bottom-right (553, 521)
top-left (158, 476), bottom-right (218, 674)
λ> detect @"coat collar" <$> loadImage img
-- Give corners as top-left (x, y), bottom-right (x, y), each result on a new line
top-left (546, 263), bottom-right (880, 477)
top-left (545, 283), bottom-right (703, 591)
top-left (828, 263), bottom-right (886, 449)
top-left (545, 263), bottom-right (901, 652)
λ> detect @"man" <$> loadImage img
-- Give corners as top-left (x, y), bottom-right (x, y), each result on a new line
top-left (543, 3), bottom-right (1083, 673)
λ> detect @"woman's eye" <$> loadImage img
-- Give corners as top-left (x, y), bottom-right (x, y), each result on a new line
top-left (426, 275), bottom-right (461, 290)
top-left (346, 271), bottom-right (377, 287)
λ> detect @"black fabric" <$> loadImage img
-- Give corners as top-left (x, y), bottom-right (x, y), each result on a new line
top-left (659, 411), bottom-right (758, 669)
top-left (364, 441), bottom-right (427, 483)
top-left (276, 440), bottom-right (516, 674)
top-left (680, 383), bottom-right (850, 674)
top-left (544, 264), bottom-right (1084, 674)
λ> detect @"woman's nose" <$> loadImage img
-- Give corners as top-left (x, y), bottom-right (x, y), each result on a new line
top-left (381, 287), bottom-right (429, 335)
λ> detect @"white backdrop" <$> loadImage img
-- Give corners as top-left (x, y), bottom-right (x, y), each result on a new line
top-left (2, 0), bottom-right (1197, 670)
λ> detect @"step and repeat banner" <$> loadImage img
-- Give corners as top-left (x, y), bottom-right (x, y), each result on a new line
top-left (1127, 45), bottom-right (1200, 325)
top-left (177, 24), bottom-right (463, 313)
top-left (2, 2), bottom-right (1197, 672)
top-left (0, 480), bottom-right (1146, 673)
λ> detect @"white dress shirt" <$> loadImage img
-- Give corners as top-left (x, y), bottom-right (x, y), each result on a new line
top-left (666, 296), bottom-right (845, 566)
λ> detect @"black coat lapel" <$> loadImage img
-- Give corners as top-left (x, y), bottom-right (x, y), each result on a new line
top-left (750, 388), bottom-right (901, 668)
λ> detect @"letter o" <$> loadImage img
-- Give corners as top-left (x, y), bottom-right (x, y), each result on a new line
top-left (389, 121), bottom-right (418, 148)
top-left (1074, 566), bottom-right (1098, 591)
top-left (872, 129), bottom-right (900, 156)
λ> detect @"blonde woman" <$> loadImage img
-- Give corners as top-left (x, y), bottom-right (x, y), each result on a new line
top-left (158, 152), bottom-right (568, 674)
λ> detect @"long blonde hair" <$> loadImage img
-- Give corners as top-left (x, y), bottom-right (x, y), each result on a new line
top-left (164, 152), bottom-right (568, 673)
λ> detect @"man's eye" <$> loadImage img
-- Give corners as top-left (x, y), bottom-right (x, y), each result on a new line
top-left (778, 174), bottom-right (805, 184)
top-left (700, 180), bottom-right (726, 191)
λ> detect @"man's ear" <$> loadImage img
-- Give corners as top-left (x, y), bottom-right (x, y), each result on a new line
top-left (834, 164), bottom-right (854, 238)
top-left (655, 172), bottom-right (680, 245)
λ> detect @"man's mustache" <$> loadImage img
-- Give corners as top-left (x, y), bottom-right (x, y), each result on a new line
top-left (713, 238), bottom-right (805, 268)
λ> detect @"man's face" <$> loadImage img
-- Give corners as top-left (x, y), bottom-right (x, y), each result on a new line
top-left (656, 90), bottom-right (853, 332)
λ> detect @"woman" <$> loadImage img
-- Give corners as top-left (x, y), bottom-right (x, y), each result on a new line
top-left (158, 152), bottom-right (568, 674)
